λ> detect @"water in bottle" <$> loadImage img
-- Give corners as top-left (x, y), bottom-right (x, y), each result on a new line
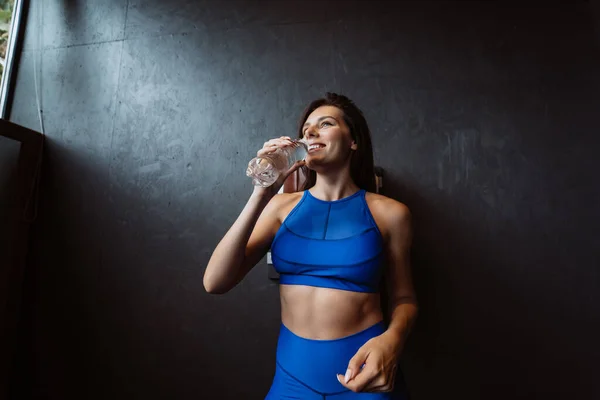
top-left (246, 139), bottom-right (308, 187)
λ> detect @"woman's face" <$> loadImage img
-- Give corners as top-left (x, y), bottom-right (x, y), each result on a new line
top-left (301, 106), bottom-right (357, 169)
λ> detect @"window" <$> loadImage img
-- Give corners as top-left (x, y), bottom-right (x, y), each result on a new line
top-left (0, 0), bottom-right (24, 119)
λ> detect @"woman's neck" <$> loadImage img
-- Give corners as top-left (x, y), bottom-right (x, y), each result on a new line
top-left (309, 173), bottom-right (360, 202)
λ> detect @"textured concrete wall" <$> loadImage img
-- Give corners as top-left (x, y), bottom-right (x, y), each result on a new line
top-left (9, 1), bottom-right (600, 399)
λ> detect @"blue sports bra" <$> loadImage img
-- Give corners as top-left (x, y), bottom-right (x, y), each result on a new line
top-left (270, 189), bottom-right (385, 293)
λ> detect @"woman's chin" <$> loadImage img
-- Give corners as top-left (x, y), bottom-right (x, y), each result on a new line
top-left (304, 158), bottom-right (324, 170)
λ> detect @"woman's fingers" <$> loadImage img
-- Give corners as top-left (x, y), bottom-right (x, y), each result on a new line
top-left (257, 137), bottom-right (295, 157)
top-left (286, 158), bottom-right (306, 175)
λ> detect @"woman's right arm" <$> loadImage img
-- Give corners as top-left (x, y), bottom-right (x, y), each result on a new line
top-left (203, 189), bottom-right (280, 294)
top-left (203, 136), bottom-right (304, 294)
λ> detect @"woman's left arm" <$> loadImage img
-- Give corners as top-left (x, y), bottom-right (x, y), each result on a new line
top-left (337, 200), bottom-right (418, 393)
top-left (381, 200), bottom-right (418, 354)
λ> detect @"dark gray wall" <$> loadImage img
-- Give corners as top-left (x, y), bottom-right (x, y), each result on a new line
top-left (0, 135), bottom-right (21, 346)
top-left (9, 1), bottom-right (600, 399)
top-left (0, 136), bottom-right (20, 254)
top-left (594, 0), bottom-right (600, 42)
top-left (0, 135), bottom-right (21, 400)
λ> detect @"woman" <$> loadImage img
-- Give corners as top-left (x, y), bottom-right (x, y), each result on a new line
top-left (204, 93), bottom-right (418, 399)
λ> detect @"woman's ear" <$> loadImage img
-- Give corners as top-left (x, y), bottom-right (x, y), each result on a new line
top-left (351, 141), bottom-right (358, 150)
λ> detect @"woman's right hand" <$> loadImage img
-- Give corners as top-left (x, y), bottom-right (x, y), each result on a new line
top-left (251, 136), bottom-right (306, 200)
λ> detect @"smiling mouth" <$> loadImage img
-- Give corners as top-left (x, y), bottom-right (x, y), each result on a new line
top-left (308, 144), bottom-right (326, 153)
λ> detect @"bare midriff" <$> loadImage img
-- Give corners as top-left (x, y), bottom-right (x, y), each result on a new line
top-left (280, 284), bottom-right (383, 340)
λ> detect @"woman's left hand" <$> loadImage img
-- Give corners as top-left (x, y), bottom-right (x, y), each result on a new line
top-left (336, 330), bottom-right (401, 393)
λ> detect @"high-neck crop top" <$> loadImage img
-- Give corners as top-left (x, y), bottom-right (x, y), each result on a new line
top-left (270, 189), bottom-right (385, 293)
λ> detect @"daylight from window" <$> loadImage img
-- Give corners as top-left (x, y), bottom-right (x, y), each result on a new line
top-left (0, 0), bottom-right (16, 82)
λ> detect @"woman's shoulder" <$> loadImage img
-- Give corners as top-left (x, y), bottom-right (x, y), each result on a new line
top-left (365, 191), bottom-right (409, 212)
top-left (269, 191), bottom-right (306, 223)
top-left (273, 190), bottom-right (305, 204)
top-left (364, 191), bottom-right (411, 227)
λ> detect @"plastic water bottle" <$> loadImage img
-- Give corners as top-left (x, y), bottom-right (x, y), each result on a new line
top-left (246, 139), bottom-right (308, 187)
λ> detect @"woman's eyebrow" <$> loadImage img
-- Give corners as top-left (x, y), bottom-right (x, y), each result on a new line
top-left (303, 116), bottom-right (335, 128)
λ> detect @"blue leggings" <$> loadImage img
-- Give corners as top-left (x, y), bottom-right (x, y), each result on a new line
top-left (265, 322), bottom-right (408, 399)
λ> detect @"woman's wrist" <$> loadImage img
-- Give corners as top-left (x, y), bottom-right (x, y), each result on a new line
top-left (250, 186), bottom-right (275, 204)
top-left (382, 328), bottom-right (405, 355)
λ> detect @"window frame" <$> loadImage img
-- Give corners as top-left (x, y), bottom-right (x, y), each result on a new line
top-left (0, 0), bottom-right (26, 119)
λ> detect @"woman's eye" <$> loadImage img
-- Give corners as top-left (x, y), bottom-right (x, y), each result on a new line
top-left (321, 121), bottom-right (333, 127)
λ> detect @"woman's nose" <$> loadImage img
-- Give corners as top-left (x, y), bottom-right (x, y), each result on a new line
top-left (305, 127), bottom-right (318, 138)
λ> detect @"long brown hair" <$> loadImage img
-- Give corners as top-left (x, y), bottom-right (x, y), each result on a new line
top-left (297, 93), bottom-right (376, 193)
